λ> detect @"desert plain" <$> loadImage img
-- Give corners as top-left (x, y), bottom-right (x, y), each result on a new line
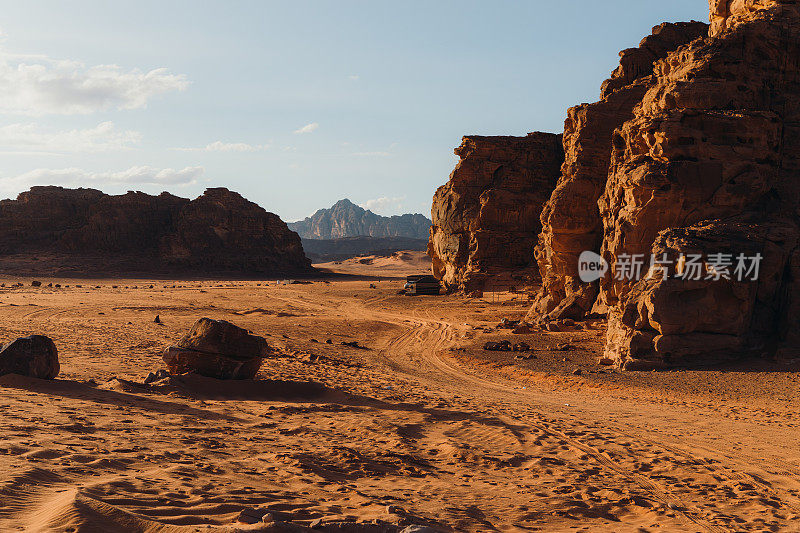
top-left (0, 252), bottom-right (797, 532)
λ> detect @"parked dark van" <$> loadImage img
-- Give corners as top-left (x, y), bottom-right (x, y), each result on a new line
top-left (404, 275), bottom-right (441, 295)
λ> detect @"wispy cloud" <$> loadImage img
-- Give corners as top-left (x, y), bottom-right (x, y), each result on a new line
top-left (172, 140), bottom-right (270, 152)
top-left (360, 195), bottom-right (407, 215)
top-left (348, 75), bottom-right (359, 81)
top-left (0, 165), bottom-right (203, 196)
top-left (293, 122), bottom-right (318, 134)
top-left (0, 49), bottom-right (189, 115)
top-left (0, 121), bottom-right (140, 154)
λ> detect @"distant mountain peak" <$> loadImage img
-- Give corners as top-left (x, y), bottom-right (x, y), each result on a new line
top-left (332, 198), bottom-right (358, 208)
top-left (288, 199), bottom-right (431, 240)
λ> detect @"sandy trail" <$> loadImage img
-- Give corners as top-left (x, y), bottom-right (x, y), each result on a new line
top-left (0, 274), bottom-right (798, 532)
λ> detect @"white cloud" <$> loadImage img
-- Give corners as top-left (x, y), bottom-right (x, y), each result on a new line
top-left (293, 122), bottom-right (318, 134)
top-left (360, 196), bottom-right (407, 215)
top-left (0, 121), bottom-right (140, 154)
top-left (173, 140), bottom-right (270, 152)
top-left (348, 75), bottom-right (359, 81)
top-left (0, 165), bottom-right (203, 194)
top-left (0, 49), bottom-right (189, 115)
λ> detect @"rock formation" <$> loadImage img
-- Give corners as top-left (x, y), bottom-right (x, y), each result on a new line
top-left (288, 199), bottom-right (431, 240)
top-left (163, 318), bottom-right (270, 379)
top-left (598, 0), bottom-right (800, 368)
top-left (532, 21), bottom-right (709, 319)
top-left (0, 335), bottom-right (59, 379)
top-left (0, 186), bottom-right (311, 274)
top-left (429, 1), bottom-right (800, 368)
top-left (428, 133), bottom-right (563, 292)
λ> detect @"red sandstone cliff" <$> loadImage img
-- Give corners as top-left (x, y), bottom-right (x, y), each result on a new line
top-left (428, 133), bottom-right (563, 292)
top-left (0, 186), bottom-right (311, 274)
top-left (532, 21), bottom-right (709, 320)
top-left (597, 0), bottom-right (800, 368)
top-left (432, 1), bottom-right (800, 369)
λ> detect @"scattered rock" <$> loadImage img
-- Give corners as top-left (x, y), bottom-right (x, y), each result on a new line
top-left (484, 341), bottom-right (512, 352)
top-left (497, 318), bottom-right (520, 329)
top-left (400, 526), bottom-right (437, 533)
top-left (0, 335), bottom-right (59, 379)
top-left (512, 342), bottom-right (531, 352)
top-left (162, 318), bottom-right (269, 379)
top-left (154, 315), bottom-right (162, 324)
top-left (144, 369), bottom-right (170, 384)
top-left (236, 507), bottom-right (269, 524)
top-left (341, 340), bottom-right (366, 349)
top-left (572, 369), bottom-right (583, 376)
top-left (31, 280), bottom-right (41, 287)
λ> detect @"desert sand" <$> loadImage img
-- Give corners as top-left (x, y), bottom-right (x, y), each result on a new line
top-left (1, 252), bottom-right (799, 532)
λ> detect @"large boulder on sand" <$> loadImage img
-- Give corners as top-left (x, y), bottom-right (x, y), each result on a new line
top-left (163, 318), bottom-right (269, 379)
top-left (0, 335), bottom-right (59, 379)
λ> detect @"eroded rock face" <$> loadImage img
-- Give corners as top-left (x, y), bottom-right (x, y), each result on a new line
top-left (0, 186), bottom-right (311, 274)
top-left (161, 188), bottom-right (309, 272)
top-left (428, 133), bottom-right (563, 292)
top-left (599, 0), bottom-right (800, 367)
top-left (531, 21), bottom-right (708, 320)
top-left (0, 335), bottom-right (59, 379)
top-left (605, 221), bottom-right (799, 369)
top-left (163, 318), bottom-right (270, 379)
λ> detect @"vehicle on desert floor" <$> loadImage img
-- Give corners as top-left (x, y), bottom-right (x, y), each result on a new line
top-left (403, 275), bottom-right (441, 296)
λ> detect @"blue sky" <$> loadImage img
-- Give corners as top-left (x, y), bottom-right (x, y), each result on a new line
top-left (0, 1), bottom-right (708, 221)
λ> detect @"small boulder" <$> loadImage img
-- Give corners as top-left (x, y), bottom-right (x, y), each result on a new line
top-left (512, 342), bottom-right (531, 352)
top-left (163, 318), bottom-right (269, 380)
top-left (144, 369), bottom-right (170, 384)
top-left (31, 280), bottom-right (42, 287)
top-left (498, 318), bottom-right (519, 329)
top-left (0, 335), bottom-right (59, 379)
